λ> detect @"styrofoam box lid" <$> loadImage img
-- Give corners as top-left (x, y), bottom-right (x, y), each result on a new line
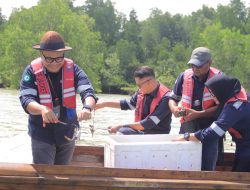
top-left (105, 134), bottom-right (201, 145)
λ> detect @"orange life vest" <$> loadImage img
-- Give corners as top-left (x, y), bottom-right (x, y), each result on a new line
top-left (134, 84), bottom-right (170, 122)
top-left (226, 88), bottom-right (248, 139)
top-left (181, 67), bottom-right (220, 109)
top-left (180, 67), bottom-right (220, 123)
top-left (31, 58), bottom-right (76, 109)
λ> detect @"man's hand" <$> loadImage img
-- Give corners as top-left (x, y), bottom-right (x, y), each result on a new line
top-left (183, 108), bottom-right (199, 122)
top-left (77, 109), bottom-right (91, 121)
top-left (107, 125), bottom-right (122, 134)
top-left (41, 106), bottom-right (59, 127)
top-left (172, 135), bottom-right (186, 141)
top-left (172, 133), bottom-right (199, 142)
top-left (172, 106), bottom-right (187, 117)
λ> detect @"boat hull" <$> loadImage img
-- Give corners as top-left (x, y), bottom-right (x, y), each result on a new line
top-left (0, 162), bottom-right (250, 190)
top-left (0, 145), bottom-right (249, 190)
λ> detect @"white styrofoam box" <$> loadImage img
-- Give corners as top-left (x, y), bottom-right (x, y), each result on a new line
top-left (104, 134), bottom-right (202, 171)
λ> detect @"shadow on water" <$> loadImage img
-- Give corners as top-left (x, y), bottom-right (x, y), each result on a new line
top-left (0, 89), bottom-right (235, 152)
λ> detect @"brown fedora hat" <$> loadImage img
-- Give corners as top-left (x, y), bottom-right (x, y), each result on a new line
top-left (33, 31), bottom-right (72, 51)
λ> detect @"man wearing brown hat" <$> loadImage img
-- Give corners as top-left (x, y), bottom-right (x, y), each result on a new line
top-left (168, 47), bottom-right (222, 171)
top-left (19, 31), bottom-right (97, 165)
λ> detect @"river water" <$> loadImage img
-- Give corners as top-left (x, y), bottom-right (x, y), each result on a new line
top-left (0, 89), bottom-right (235, 152)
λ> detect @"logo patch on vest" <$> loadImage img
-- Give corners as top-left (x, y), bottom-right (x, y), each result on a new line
top-left (24, 74), bottom-right (31, 82)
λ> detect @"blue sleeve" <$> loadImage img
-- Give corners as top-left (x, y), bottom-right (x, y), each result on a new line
top-left (140, 93), bottom-right (171, 130)
top-left (169, 72), bottom-right (184, 102)
top-left (195, 102), bottom-right (244, 142)
top-left (19, 65), bottom-right (39, 113)
top-left (74, 64), bottom-right (98, 103)
top-left (120, 92), bottom-right (137, 110)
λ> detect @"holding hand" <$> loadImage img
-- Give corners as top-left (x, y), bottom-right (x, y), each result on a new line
top-left (183, 108), bottom-right (199, 122)
top-left (41, 106), bottom-right (59, 127)
top-left (77, 109), bottom-right (91, 121)
top-left (172, 106), bottom-right (187, 117)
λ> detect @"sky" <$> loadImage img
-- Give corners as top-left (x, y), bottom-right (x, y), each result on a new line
top-left (1, 0), bottom-right (250, 20)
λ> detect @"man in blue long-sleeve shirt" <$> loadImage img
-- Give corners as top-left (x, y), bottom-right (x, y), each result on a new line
top-left (19, 31), bottom-right (97, 165)
top-left (168, 47), bottom-right (222, 171)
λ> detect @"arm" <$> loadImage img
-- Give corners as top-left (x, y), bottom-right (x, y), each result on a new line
top-left (19, 65), bottom-right (58, 126)
top-left (83, 96), bottom-right (96, 110)
top-left (26, 102), bottom-right (46, 115)
top-left (184, 105), bottom-right (219, 122)
top-left (108, 122), bottom-right (144, 134)
top-left (74, 65), bottom-right (98, 121)
top-left (173, 133), bottom-right (200, 142)
top-left (95, 101), bottom-right (121, 110)
top-left (168, 73), bottom-right (184, 117)
top-left (96, 92), bottom-right (138, 110)
top-left (107, 92), bottom-right (142, 133)
top-left (168, 98), bottom-right (181, 117)
top-left (195, 103), bottom-right (245, 142)
top-left (174, 102), bottom-right (244, 142)
top-left (27, 102), bottom-right (58, 125)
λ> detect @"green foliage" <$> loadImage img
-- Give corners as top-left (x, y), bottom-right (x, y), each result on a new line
top-left (101, 52), bottom-right (127, 86)
top-left (200, 22), bottom-right (250, 89)
top-left (83, 0), bottom-right (123, 46)
top-left (216, 0), bottom-right (248, 33)
top-left (0, 0), bottom-right (104, 90)
top-left (115, 39), bottom-right (140, 84)
top-left (1, 0), bottom-right (250, 92)
top-left (123, 10), bottom-right (144, 62)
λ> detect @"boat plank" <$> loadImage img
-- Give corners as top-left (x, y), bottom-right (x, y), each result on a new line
top-left (0, 163), bottom-right (38, 177)
top-left (74, 146), bottom-right (104, 156)
top-left (0, 174), bottom-right (249, 190)
top-left (1, 163), bottom-right (250, 183)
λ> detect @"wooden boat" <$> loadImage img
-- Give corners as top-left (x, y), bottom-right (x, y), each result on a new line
top-left (0, 145), bottom-right (250, 190)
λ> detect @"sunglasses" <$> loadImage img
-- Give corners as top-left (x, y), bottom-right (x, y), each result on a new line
top-left (137, 78), bottom-right (152, 88)
top-left (41, 52), bottom-right (64, 63)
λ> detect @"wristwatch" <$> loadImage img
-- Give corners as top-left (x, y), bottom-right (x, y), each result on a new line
top-left (82, 105), bottom-right (92, 112)
top-left (184, 132), bottom-right (190, 141)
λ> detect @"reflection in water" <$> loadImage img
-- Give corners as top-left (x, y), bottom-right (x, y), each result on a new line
top-left (0, 89), bottom-right (235, 152)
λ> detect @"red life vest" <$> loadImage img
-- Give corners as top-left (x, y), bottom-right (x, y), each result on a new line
top-left (134, 84), bottom-right (170, 122)
top-left (180, 67), bottom-right (220, 123)
top-left (31, 58), bottom-right (76, 109)
top-left (226, 88), bottom-right (248, 139)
